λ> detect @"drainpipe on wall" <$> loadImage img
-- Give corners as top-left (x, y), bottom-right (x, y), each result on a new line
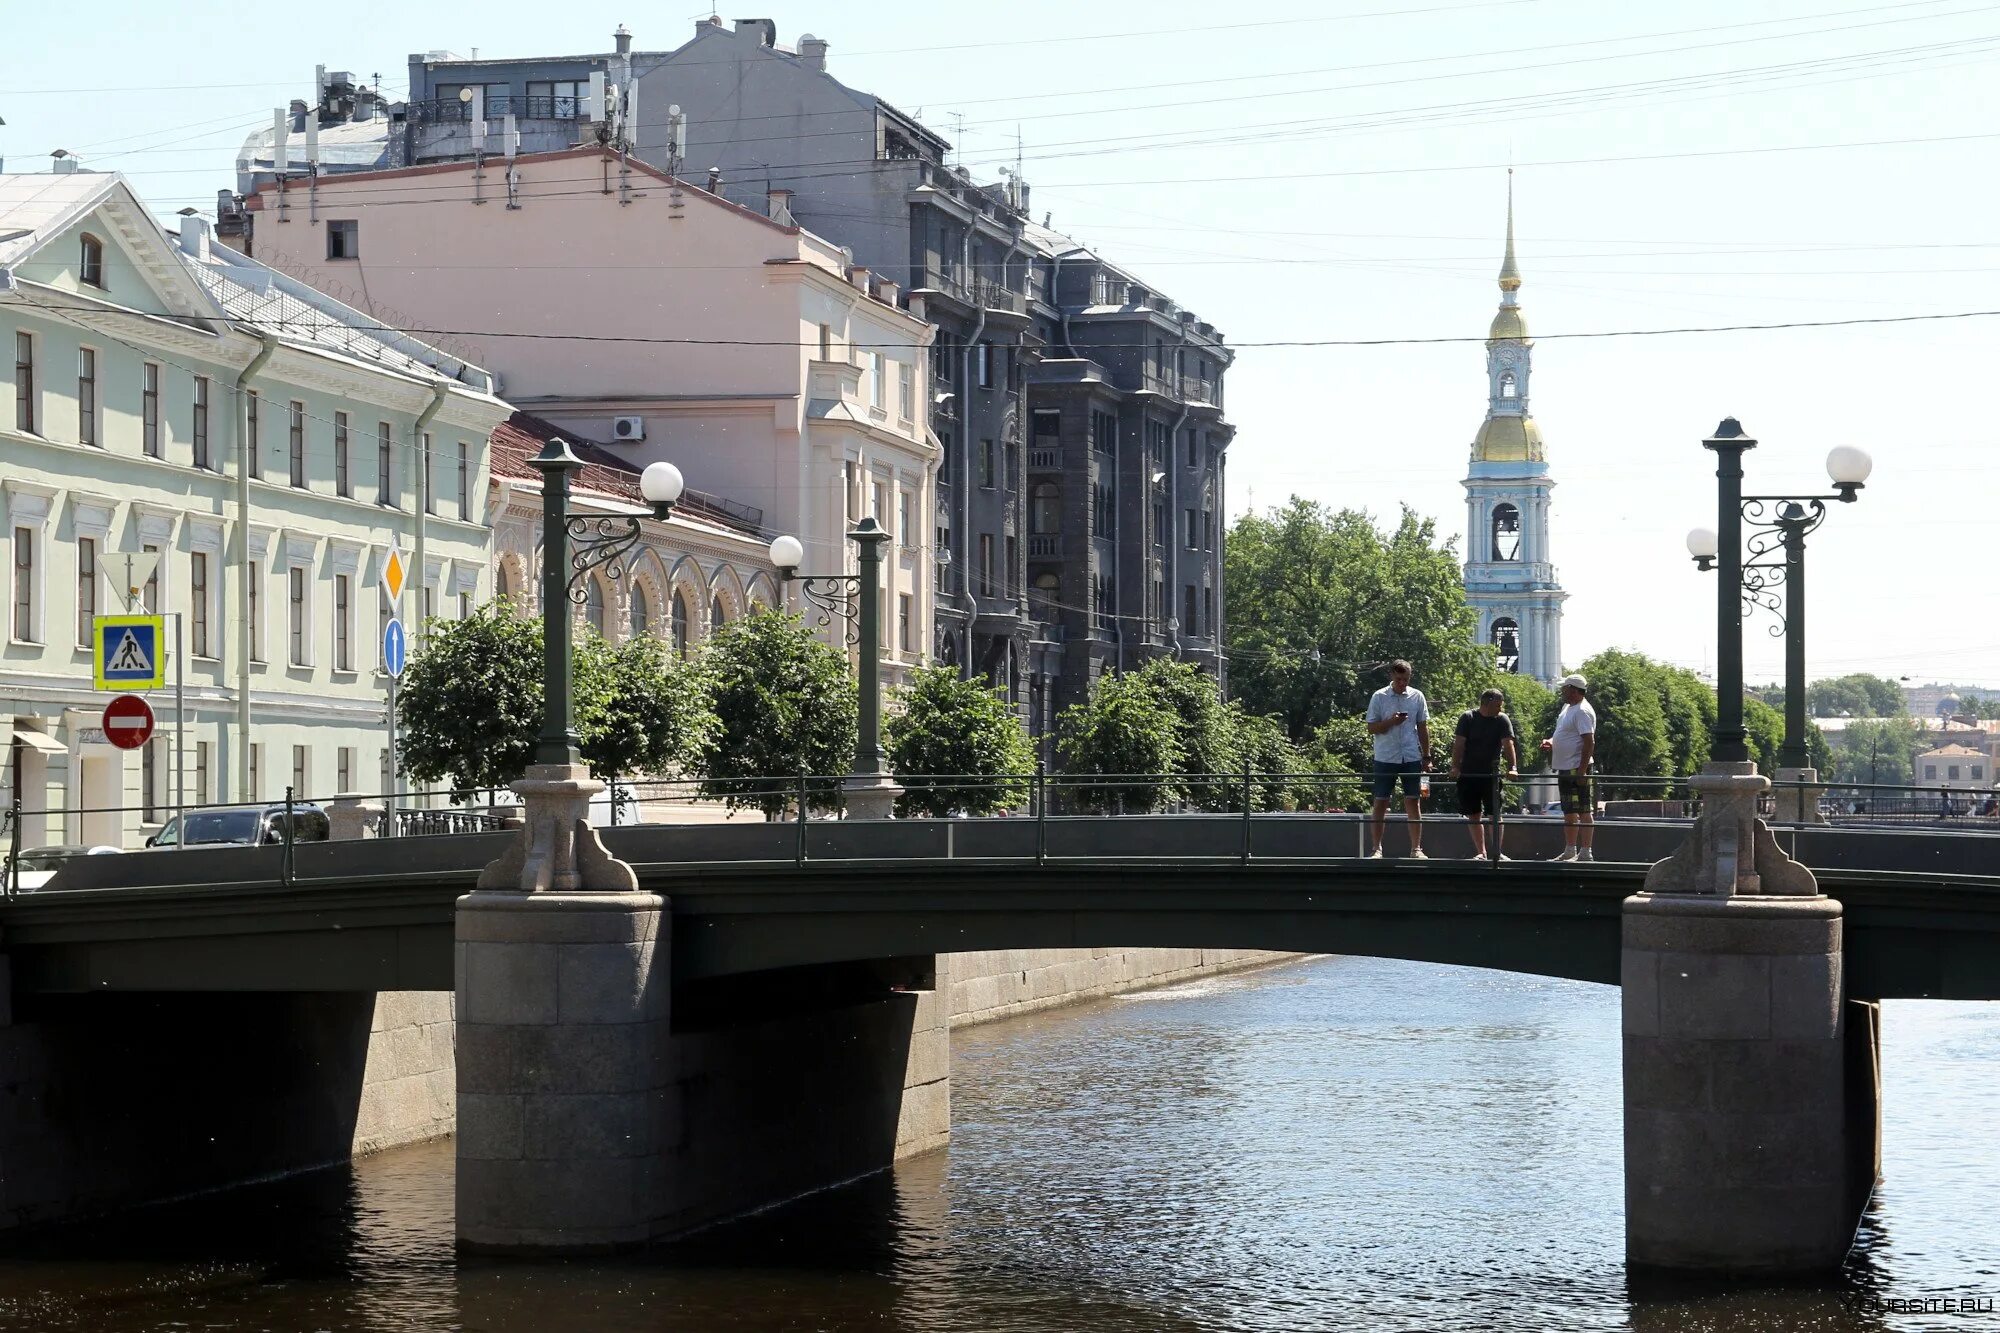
top-left (235, 331), bottom-right (279, 801)
top-left (1165, 341), bottom-right (1192, 656)
top-left (411, 381), bottom-right (451, 642)
top-left (957, 246), bottom-right (987, 682)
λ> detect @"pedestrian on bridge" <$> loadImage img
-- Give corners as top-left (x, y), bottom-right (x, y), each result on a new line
top-left (1365, 660), bottom-right (1431, 858)
top-left (1540, 673), bottom-right (1598, 862)
top-left (1451, 688), bottom-right (1519, 861)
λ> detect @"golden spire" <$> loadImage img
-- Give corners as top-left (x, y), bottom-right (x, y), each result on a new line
top-left (1498, 167), bottom-right (1521, 294)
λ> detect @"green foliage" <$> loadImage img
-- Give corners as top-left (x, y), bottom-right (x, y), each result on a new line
top-left (697, 609), bottom-right (858, 818)
top-left (1491, 674), bottom-right (1556, 763)
top-left (1299, 718), bottom-right (1368, 812)
top-left (885, 667), bottom-right (1034, 817)
top-left (395, 602), bottom-right (547, 795)
top-left (1568, 650), bottom-right (1674, 790)
top-left (1743, 694), bottom-right (1786, 775)
top-left (587, 632), bottom-right (713, 783)
top-left (1223, 498), bottom-right (1497, 741)
top-left (1825, 716), bottom-right (1931, 787)
top-left (396, 604), bottom-right (714, 801)
top-left (1133, 657), bottom-right (1240, 810)
top-left (1228, 703), bottom-right (1311, 811)
top-left (1056, 671), bottom-right (1183, 813)
top-left (1807, 673), bottom-right (1908, 718)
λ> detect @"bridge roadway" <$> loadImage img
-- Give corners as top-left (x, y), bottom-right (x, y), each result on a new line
top-left (7, 814), bottom-right (1998, 1001)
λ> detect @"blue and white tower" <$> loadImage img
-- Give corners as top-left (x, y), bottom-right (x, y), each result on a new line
top-left (1462, 175), bottom-right (1566, 684)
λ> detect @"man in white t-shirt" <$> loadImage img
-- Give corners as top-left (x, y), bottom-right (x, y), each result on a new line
top-left (1539, 673), bottom-right (1598, 862)
top-left (1364, 659), bottom-right (1431, 858)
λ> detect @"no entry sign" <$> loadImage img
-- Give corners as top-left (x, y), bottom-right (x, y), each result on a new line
top-left (101, 694), bottom-right (156, 750)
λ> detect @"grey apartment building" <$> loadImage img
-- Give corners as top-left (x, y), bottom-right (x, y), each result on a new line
top-left (369, 17), bottom-right (1233, 747)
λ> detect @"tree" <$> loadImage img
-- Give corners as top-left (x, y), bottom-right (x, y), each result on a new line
top-left (698, 609), bottom-right (858, 818)
top-left (1224, 499), bottom-right (1497, 741)
top-left (1567, 650), bottom-right (1674, 792)
top-left (1826, 716), bottom-right (1930, 788)
top-left (885, 666), bottom-right (1034, 817)
top-left (1300, 718), bottom-right (1368, 812)
top-left (1228, 704), bottom-right (1311, 811)
top-left (396, 603), bottom-right (550, 796)
top-left (1132, 657), bottom-right (1240, 810)
top-left (1806, 673), bottom-right (1907, 718)
top-left (1056, 672), bottom-right (1183, 813)
top-left (588, 632), bottom-right (714, 790)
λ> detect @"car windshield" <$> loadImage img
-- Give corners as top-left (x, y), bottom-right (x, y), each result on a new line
top-left (169, 810), bottom-right (265, 845)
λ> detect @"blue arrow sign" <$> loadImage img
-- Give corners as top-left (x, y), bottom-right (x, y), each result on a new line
top-left (382, 617), bottom-right (408, 679)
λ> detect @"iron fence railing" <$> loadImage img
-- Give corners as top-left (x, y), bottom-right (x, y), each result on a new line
top-left (6, 769), bottom-right (1996, 895)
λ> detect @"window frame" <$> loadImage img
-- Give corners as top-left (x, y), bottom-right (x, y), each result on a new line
top-left (287, 564), bottom-right (308, 667)
top-left (377, 422), bottom-right (395, 507)
top-left (457, 441), bottom-right (470, 518)
top-left (79, 233), bottom-right (106, 289)
top-left (192, 375), bottom-right (209, 469)
top-left (14, 331), bottom-right (37, 435)
top-left (77, 346), bottom-right (98, 446)
top-left (333, 411), bottom-right (350, 496)
top-left (333, 572), bottom-right (353, 672)
top-left (75, 535), bottom-right (96, 647)
top-left (288, 400), bottom-right (306, 488)
top-left (245, 390), bottom-right (261, 479)
top-left (142, 362), bottom-right (161, 457)
top-left (191, 551), bottom-right (211, 657)
top-left (11, 525), bottom-right (37, 644)
top-left (326, 219), bottom-right (360, 261)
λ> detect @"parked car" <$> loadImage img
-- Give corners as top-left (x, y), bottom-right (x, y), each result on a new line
top-left (3, 844), bottom-right (124, 892)
top-left (145, 803), bottom-right (331, 848)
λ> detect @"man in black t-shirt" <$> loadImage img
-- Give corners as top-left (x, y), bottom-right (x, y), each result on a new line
top-left (1450, 688), bottom-right (1520, 861)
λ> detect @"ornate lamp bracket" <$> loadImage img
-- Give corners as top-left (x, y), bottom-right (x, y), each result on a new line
top-left (563, 515), bottom-right (643, 604)
top-left (788, 573), bottom-right (863, 647)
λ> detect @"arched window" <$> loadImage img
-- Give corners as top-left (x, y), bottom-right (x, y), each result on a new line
top-left (671, 591), bottom-right (691, 657)
top-left (495, 562), bottom-right (511, 603)
top-left (79, 235), bottom-right (105, 289)
top-left (1491, 503), bottom-right (1522, 561)
top-left (583, 577), bottom-right (606, 637)
top-left (1492, 617), bottom-right (1521, 673)
top-left (710, 594), bottom-right (726, 634)
top-left (1030, 482), bottom-right (1060, 535)
top-left (629, 583), bottom-right (650, 639)
top-left (1498, 371), bottom-right (1517, 399)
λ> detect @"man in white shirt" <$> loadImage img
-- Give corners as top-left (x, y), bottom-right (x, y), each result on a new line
top-left (1539, 673), bottom-right (1598, 862)
top-left (1364, 659), bottom-right (1431, 858)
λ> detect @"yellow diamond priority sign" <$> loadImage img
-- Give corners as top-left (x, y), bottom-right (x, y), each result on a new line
top-left (380, 546), bottom-right (409, 604)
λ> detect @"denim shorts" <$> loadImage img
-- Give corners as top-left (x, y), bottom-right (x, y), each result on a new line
top-left (1371, 761), bottom-right (1425, 800)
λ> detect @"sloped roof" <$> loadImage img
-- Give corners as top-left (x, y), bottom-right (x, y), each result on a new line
top-left (0, 172), bottom-right (117, 269)
top-left (489, 411), bottom-right (764, 537)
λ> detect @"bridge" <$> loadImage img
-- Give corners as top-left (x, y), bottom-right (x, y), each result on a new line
top-left (3, 811), bottom-right (1998, 1272)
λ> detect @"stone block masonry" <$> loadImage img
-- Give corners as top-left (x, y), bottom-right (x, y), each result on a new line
top-left (946, 948), bottom-right (1298, 1028)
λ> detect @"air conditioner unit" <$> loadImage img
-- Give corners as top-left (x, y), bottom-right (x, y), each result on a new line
top-left (611, 415), bottom-right (645, 442)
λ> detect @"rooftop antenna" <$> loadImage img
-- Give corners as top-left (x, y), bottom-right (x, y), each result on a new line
top-left (503, 112), bottom-right (522, 209)
top-left (304, 102), bottom-right (321, 223)
top-left (467, 87), bottom-right (488, 205)
top-left (948, 112), bottom-right (965, 165)
top-left (271, 109), bottom-right (291, 223)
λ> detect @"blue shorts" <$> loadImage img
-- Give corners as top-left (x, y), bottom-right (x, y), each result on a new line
top-left (1371, 761), bottom-right (1424, 801)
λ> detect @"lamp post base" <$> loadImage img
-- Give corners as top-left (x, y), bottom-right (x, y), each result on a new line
top-left (842, 772), bottom-right (903, 821)
top-left (1643, 761), bottom-right (1816, 898)
top-left (1773, 766), bottom-right (1829, 825)
top-left (478, 762), bottom-right (638, 893)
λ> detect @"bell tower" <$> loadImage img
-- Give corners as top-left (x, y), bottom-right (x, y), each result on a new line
top-left (1462, 173), bottom-right (1567, 684)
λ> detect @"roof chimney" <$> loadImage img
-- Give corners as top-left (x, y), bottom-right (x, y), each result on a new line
top-left (614, 24), bottom-right (633, 55)
top-left (707, 166), bottom-right (723, 193)
top-left (798, 34), bottom-right (828, 71)
top-left (733, 18), bottom-right (777, 46)
top-left (767, 187), bottom-right (795, 225)
top-left (849, 265), bottom-right (869, 292)
top-left (50, 149), bottom-right (78, 175)
top-left (178, 217), bottom-right (210, 258)
top-left (289, 99), bottom-right (309, 133)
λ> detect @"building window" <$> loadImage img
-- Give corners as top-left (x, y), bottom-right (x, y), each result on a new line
top-left (630, 583), bottom-right (650, 638)
top-left (1185, 508), bottom-right (1199, 550)
top-left (77, 347), bottom-right (98, 446)
top-left (898, 593), bottom-right (913, 652)
top-left (289, 401), bottom-right (306, 487)
top-left (818, 324), bottom-right (832, 360)
top-left (1031, 483), bottom-right (1059, 535)
top-left (13, 332), bottom-right (34, 434)
top-left (334, 573), bottom-right (352, 671)
top-left (979, 534), bottom-right (995, 596)
top-left (141, 543), bottom-right (159, 613)
top-left (292, 745), bottom-right (309, 799)
top-left (327, 220), bottom-right (360, 260)
top-left (1185, 585), bottom-right (1198, 637)
top-left (336, 747), bottom-right (353, 796)
top-left (17, 530), bottom-right (46, 644)
top-left (934, 336), bottom-right (954, 384)
top-left (710, 594), bottom-right (726, 633)
top-left (870, 351), bottom-right (886, 409)
top-left (79, 234), bottom-right (105, 288)
top-left (1925, 765), bottom-right (1937, 780)
top-left (1033, 410), bottom-right (1060, 446)
top-left (898, 491), bottom-right (913, 548)
top-left (671, 592), bottom-right (690, 657)
top-left (975, 341), bottom-right (992, 388)
top-left (898, 361), bottom-right (915, 421)
top-left (583, 577), bottom-right (605, 637)
top-left (872, 480), bottom-right (888, 529)
top-left (142, 363), bottom-right (161, 457)
top-left (1491, 503), bottom-right (1522, 561)
top-left (525, 80), bottom-right (583, 118)
top-left (74, 536), bottom-right (97, 647)
top-left (422, 432), bottom-right (436, 514)
top-left (457, 442), bottom-right (470, 518)
top-left (1005, 535), bottom-right (1016, 596)
top-left (249, 561), bottom-right (264, 662)
top-left (1091, 411), bottom-right (1117, 455)
top-left (192, 375), bottom-right (209, 469)
top-left (196, 742), bottom-right (211, 806)
top-left (191, 552), bottom-right (211, 656)
top-left (1975, 766), bottom-right (1986, 781)
top-left (333, 412), bottom-right (350, 496)
top-left (458, 590), bottom-right (471, 620)
top-left (288, 565), bottom-right (307, 666)
top-left (377, 422), bottom-right (394, 506)
top-left (979, 439), bottom-right (995, 488)
top-left (246, 390), bottom-right (262, 478)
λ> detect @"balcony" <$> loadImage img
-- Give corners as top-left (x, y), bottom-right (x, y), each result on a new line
top-left (975, 278), bottom-right (1025, 317)
top-left (1028, 534), bottom-right (1062, 558)
top-left (409, 95), bottom-right (587, 125)
top-left (1028, 447), bottom-right (1061, 471)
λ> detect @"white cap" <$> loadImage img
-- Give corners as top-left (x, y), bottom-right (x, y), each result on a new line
top-left (1561, 673), bottom-right (1588, 691)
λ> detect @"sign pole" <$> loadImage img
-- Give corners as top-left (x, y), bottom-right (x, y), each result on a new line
top-left (386, 671), bottom-right (398, 839)
top-left (174, 610), bottom-right (185, 845)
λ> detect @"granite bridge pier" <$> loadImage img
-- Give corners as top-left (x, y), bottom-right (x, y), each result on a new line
top-left (5, 811), bottom-right (1999, 1274)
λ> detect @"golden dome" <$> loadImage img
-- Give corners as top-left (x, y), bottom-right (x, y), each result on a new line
top-left (1473, 415), bottom-right (1544, 463)
top-left (1488, 304), bottom-right (1528, 341)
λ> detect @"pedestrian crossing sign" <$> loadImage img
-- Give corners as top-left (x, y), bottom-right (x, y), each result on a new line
top-left (94, 614), bottom-right (166, 691)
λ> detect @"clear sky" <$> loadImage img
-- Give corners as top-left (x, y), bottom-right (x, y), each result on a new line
top-left (5, 0), bottom-right (1995, 688)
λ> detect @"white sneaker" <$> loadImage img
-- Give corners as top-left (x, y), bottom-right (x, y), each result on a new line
top-left (1496, 853), bottom-right (1512, 862)
top-left (1409, 848), bottom-right (1428, 860)
top-left (1367, 846), bottom-right (1385, 859)
top-left (1577, 849), bottom-right (1595, 863)
top-left (1554, 848), bottom-right (1579, 862)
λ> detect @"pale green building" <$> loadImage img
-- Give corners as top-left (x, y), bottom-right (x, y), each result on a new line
top-left (2, 170), bottom-right (511, 850)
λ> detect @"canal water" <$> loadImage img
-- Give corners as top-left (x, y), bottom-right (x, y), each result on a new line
top-left (0, 956), bottom-right (1994, 1331)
